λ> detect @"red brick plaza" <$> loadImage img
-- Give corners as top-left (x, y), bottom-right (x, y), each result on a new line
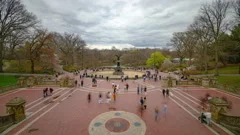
top-left (1, 72), bottom-right (239, 135)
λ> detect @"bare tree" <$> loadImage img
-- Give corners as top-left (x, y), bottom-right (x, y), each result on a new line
top-left (232, 0), bottom-right (240, 23)
top-left (4, 30), bottom-right (28, 59)
top-left (25, 29), bottom-right (53, 73)
top-left (53, 33), bottom-right (86, 66)
top-left (199, 0), bottom-right (230, 75)
top-left (169, 32), bottom-right (186, 65)
top-left (0, 0), bottom-right (37, 72)
top-left (189, 18), bottom-right (214, 73)
top-left (182, 31), bottom-right (198, 65)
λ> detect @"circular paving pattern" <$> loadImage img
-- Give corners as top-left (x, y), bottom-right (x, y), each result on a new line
top-left (105, 118), bottom-right (130, 132)
top-left (89, 111), bottom-right (146, 135)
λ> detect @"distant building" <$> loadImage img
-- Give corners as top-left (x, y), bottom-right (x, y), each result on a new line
top-left (172, 58), bottom-right (194, 64)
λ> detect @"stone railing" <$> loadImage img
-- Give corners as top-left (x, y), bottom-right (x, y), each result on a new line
top-left (0, 84), bottom-right (20, 94)
top-left (215, 84), bottom-right (240, 95)
top-left (37, 80), bottom-right (60, 85)
top-left (0, 113), bottom-right (15, 133)
top-left (178, 80), bottom-right (198, 85)
top-left (0, 76), bottom-right (60, 94)
top-left (219, 113), bottom-right (240, 134)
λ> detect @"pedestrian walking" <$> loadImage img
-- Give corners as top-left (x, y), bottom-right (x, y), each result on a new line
top-left (137, 85), bottom-right (140, 95)
top-left (75, 80), bottom-right (78, 87)
top-left (106, 92), bottom-right (111, 103)
top-left (144, 86), bottom-right (147, 97)
top-left (113, 93), bottom-right (116, 101)
top-left (140, 97), bottom-right (144, 110)
top-left (112, 82), bottom-right (115, 88)
top-left (166, 89), bottom-right (169, 97)
top-left (144, 90), bottom-right (147, 97)
top-left (126, 83), bottom-right (129, 91)
top-left (141, 86), bottom-right (143, 93)
top-left (45, 88), bottom-right (48, 97)
top-left (143, 97), bottom-right (147, 109)
top-left (88, 92), bottom-right (91, 103)
top-left (98, 93), bottom-right (102, 104)
top-left (144, 86), bottom-right (147, 92)
top-left (43, 88), bottom-right (47, 98)
top-left (143, 76), bottom-right (146, 82)
top-left (106, 76), bottom-right (109, 81)
top-left (154, 77), bottom-right (157, 82)
top-left (81, 80), bottom-right (84, 87)
top-left (155, 107), bottom-right (160, 121)
top-left (162, 103), bottom-right (168, 117)
top-left (50, 88), bottom-right (54, 95)
top-left (159, 75), bottom-right (161, 80)
top-left (162, 89), bottom-right (166, 97)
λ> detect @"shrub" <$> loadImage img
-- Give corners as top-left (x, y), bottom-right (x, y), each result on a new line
top-left (63, 65), bottom-right (80, 72)
top-left (184, 70), bottom-right (201, 75)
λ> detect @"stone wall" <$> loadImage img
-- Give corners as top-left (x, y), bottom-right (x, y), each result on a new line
top-left (219, 113), bottom-right (240, 134)
top-left (0, 113), bottom-right (15, 133)
top-left (0, 84), bottom-right (19, 94)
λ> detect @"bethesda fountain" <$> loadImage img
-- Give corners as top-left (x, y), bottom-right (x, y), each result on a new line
top-left (113, 55), bottom-right (124, 75)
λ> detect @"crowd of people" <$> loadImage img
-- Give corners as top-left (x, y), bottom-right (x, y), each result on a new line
top-left (71, 69), bottom-right (172, 122)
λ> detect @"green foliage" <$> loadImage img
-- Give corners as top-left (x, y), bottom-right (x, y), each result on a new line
top-left (3, 60), bottom-right (55, 74)
top-left (201, 66), bottom-right (239, 74)
top-left (217, 76), bottom-right (240, 88)
top-left (231, 25), bottom-right (240, 42)
top-left (184, 70), bottom-right (202, 75)
top-left (146, 52), bottom-right (166, 69)
top-left (0, 75), bottom-right (18, 87)
top-left (63, 65), bottom-right (80, 72)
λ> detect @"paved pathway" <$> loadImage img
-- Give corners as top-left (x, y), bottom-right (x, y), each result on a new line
top-left (0, 71), bottom-right (238, 135)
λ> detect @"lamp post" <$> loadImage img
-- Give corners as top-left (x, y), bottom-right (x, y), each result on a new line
top-left (81, 45), bottom-right (84, 69)
top-left (154, 44), bottom-right (156, 69)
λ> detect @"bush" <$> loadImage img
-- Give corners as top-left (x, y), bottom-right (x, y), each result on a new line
top-left (4, 60), bottom-right (55, 74)
top-left (63, 65), bottom-right (80, 72)
top-left (184, 70), bottom-right (201, 75)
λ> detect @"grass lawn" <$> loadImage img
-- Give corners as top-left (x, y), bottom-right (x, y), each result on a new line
top-left (201, 66), bottom-right (239, 74)
top-left (217, 76), bottom-right (240, 94)
top-left (0, 75), bottom-right (18, 87)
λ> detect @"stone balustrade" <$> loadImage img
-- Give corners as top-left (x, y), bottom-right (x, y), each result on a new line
top-left (219, 113), bottom-right (240, 134)
top-left (0, 113), bottom-right (15, 133)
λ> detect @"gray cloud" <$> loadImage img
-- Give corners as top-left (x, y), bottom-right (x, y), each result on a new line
top-left (22, 0), bottom-right (215, 49)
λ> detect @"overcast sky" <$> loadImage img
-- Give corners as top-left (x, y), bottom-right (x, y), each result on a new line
top-left (22, 0), bottom-right (214, 49)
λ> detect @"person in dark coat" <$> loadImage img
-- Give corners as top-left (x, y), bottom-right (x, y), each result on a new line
top-left (88, 92), bottom-right (91, 103)
top-left (126, 83), bottom-right (129, 91)
top-left (162, 89), bottom-right (166, 97)
top-left (144, 86), bottom-right (147, 92)
top-left (43, 88), bottom-right (46, 98)
top-left (137, 85), bottom-right (140, 95)
top-left (75, 80), bottom-right (78, 87)
top-left (81, 80), bottom-right (84, 87)
top-left (140, 97), bottom-right (144, 110)
top-left (50, 88), bottom-right (54, 95)
top-left (166, 89), bottom-right (169, 97)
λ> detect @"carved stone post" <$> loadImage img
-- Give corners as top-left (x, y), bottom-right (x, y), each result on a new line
top-left (208, 97), bottom-right (229, 121)
top-left (6, 97), bottom-right (26, 123)
top-left (202, 78), bottom-right (210, 87)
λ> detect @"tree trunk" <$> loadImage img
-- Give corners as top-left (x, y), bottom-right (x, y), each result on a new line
top-left (30, 59), bottom-right (35, 73)
top-left (215, 43), bottom-right (219, 76)
top-left (0, 40), bottom-right (4, 73)
top-left (239, 63), bottom-right (240, 74)
top-left (204, 47), bottom-right (208, 74)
